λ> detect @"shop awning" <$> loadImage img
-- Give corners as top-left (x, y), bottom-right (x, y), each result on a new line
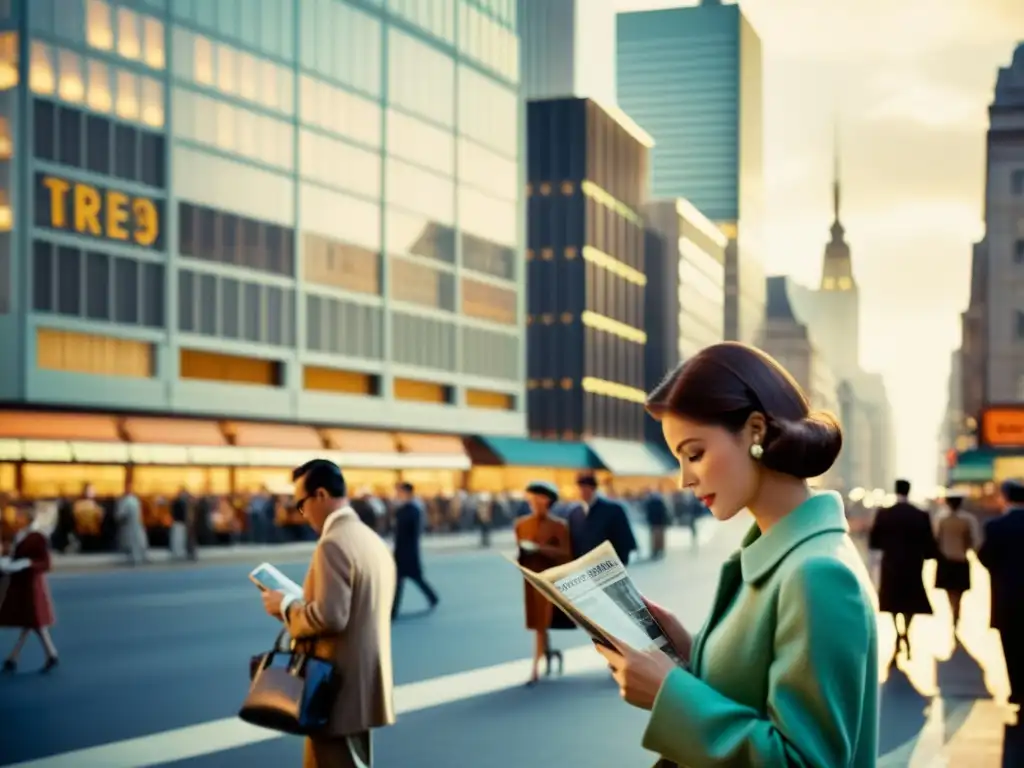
top-left (948, 449), bottom-right (997, 483)
top-left (476, 436), bottom-right (600, 469)
top-left (122, 417), bottom-right (227, 446)
top-left (320, 428), bottom-right (399, 469)
top-left (226, 421), bottom-right (326, 467)
top-left (0, 411), bottom-right (121, 441)
top-left (586, 438), bottom-right (676, 477)
top-left (395, 433), bottom-right (471, 470)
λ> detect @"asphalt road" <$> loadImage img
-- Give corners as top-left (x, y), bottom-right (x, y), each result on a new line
top-left (0, 517), bottom-right (1019, 768)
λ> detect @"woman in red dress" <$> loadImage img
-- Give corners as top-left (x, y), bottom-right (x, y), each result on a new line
top-left (1, 504), bottom-right (59, 673)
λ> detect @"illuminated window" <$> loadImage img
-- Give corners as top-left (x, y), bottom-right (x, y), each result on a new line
top-left (0, 190), bottom-right (11, 232)
top-left (838, 276), bottom-right (852, 290)
top-left (0, 31), bottom-right (16, 90)
top-left (58, 50), bottom-right (84, 103)
top-left (115, 70), bottom-right (139, 119)
top-left (238, 51), bottom-right (257, 101)
top-left (217, 44), bottom-right (235, 93)
top-left (260, 59), bottom-right (278, 110)
top-left (194, 36), bottom-right (213, 85)
top-left (0, 117), bottom-right (11, 159)
top-left (85, 0), bottom-right (113, 51)
top-left (237, 110), bottom-right (257, 157)
top-left (140, 77), bottom-right (164, 127)
top-left (117, 7), bottom-right (141, 60)
top-left (30, 42), bottom-right (54, 94)
top-left (215, 101), bottom-right (235, 150)
top-left (86, 59), bottom-right (112, 112)
top-left (143, 17), bottom-right (165, 69)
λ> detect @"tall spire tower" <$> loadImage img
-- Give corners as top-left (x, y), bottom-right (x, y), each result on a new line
top-left (820, 123), bottom-right (854, 291)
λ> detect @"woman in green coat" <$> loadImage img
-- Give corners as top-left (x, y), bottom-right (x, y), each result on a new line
top-left (597, 342), bottom-right (879, 768)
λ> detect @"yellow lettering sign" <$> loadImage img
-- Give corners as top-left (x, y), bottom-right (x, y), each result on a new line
top-left (36, 174), bottom-right (161, 249)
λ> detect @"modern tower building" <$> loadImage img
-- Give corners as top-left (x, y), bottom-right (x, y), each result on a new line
top-left (616, 0), bottom-right (765, 345)
top-left (525, 96), bottom-right (671, 476)
top-left (518, 0), bottom-right (616, 103)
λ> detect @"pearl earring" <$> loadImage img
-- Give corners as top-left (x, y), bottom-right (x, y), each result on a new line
top-left (750, 443), bottom-right (763, 460)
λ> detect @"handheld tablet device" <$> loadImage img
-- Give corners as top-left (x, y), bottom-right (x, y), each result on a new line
top-left (248, 562), bottom-right (301, 596)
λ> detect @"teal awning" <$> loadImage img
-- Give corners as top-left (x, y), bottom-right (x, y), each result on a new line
top-left (476, 436), bottom-right (601, 469)
top-left (948, 449), bottom-right (996, 483)
top-left (586, 438), bottom-right (677, 477)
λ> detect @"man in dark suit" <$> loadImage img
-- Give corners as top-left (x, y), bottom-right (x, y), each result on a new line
top-left (978, 478), bottom-right (1024, 705)
top-left (869, 478), bottom-right (938, 660)
top-left (390, 482), bottom-right (439, 619)
top-left (569, 474), bottom-right (638, 565)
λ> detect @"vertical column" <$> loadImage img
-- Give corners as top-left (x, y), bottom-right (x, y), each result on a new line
top-left (288, 0), bottom-right (302, 411)
top-left (161, 0), bottom-right (179, 399)
top-left (378, 14), bottom-right (393, 401)
top-left (451, 2), bottom-right (465, 407)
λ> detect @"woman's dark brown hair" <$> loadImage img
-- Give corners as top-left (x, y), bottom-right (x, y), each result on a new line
top-left (646, 342), bottom-right (842, 480)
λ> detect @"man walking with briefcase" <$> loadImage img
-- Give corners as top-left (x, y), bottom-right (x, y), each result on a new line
top-left (260, 459), bottom-right (397, 768)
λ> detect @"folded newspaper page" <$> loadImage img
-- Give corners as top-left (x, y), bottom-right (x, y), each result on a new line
top-left (507, 541), bottom-right (686, 666)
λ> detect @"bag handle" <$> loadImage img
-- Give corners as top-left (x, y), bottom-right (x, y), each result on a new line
top-left (256, 629), bottom-right (314, 677)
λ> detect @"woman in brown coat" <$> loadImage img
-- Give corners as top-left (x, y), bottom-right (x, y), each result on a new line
top-left (1, 504), bottom-right (59, 673)
top-left (515, 481), bottom-right (572, 686)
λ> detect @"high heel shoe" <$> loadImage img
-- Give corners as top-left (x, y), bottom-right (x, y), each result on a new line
top-left (552, 650), bottom-right (563, 676)
top-left (40, 656), bottom-right (59, 674)
top-left (1, 659), bottom-right (15, 674)
top-left (544, 650), bottom-right (563, 678)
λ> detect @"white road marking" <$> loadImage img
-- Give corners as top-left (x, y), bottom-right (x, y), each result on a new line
top-left (4, 646), bottom-right (612, 768)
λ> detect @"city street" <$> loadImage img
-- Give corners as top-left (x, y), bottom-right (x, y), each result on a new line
top-left (0, 518), bottom-right (1019, 768)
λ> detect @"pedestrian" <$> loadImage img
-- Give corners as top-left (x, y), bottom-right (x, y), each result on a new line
top-left (933, 489), bottom-right (977, 633)
top-left (260, 459), bottom-right (397, 768)
top-left (390, 482), bottom-right (439, 619)
top-left (572, 474), bottom-right (638, 565)
top-left (515, 480), bottom-right (572, 686)
top-left (592, 342), bottom-right (878, 768)
top-left (868, 478), bottom-right (938, 659)
top-left (115, 482), bottom-right (148, 566)
top-left (1, 503), bottom-right (59, 674)
top-left (977, 478), bottom-right (1024, 705)
top-left (643, 488), bottom-right (669, 559)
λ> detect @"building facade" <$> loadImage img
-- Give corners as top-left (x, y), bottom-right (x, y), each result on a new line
top-left (616, 0), bottom-right (765, 345)
top-left (517, 0), bottom-right (615, 104)
top-left (0, 0), bottom-right (526, 440)
top-left (984, 43), bottom-right (1024, 404)
top-left (525, 97), bottom-right (654, 446)
top-left (759, 276), bottom-right (841, 487)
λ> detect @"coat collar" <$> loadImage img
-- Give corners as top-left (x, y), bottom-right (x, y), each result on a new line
top-left (738, 491), bottom-right (848, 584)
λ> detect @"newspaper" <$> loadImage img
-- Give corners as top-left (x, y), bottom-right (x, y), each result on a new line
top-left (507, 540), bottom-right (686, 665)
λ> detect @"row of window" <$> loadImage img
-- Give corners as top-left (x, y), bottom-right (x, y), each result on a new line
top-left (172, 27), bottom-right (295, 115)
top-left (456, 0), bottom-right (518, 84)
top-left (34, 99), bottom-right (166, 190)
top-left (303, 232), bottom-right (380, 296)
top-left (388, 0), bottom-right (455, 47)
top-left (393, 310), bottom-right (456, 370)
top-left (178, 267), bottom-right (295, 346)
top-left (172, 0), bottom-right (296, 67)
top-left (31, 41), bottom-right (165, 129)
top-left (299, 0), bottom-right (382, 97)
top-left (84, 0), bottom-right (166, 70)
top-left (173, 87), bottom-right (294, 171)
top-left (32, 239), bottom-right (164, 327)
top-left (305, 292), bottom-right (383, 359)
top-left (299, 74), bottom-right (381, 149)
top-left (179, 201), bottom-right (295, 277)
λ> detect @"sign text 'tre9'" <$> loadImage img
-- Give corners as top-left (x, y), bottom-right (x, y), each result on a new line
top-left (35, 174), bottom-right (162, 249)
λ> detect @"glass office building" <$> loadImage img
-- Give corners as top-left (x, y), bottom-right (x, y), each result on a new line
top-left (617, 0), bottom-right (765, 345)
top-left (0, 0), bottom-right (526, 437)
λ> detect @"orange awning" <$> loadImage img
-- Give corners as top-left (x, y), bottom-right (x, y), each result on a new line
top-left (321, 429), bottom-right (397, 453)
top-left (0, 411), bottom-right (120, 441)
top-left (395, 433), bottom-right (467, 455)
top-left (227, 422), bottom-right (324, 450)
top-left (122, 417), bottom-right (227, 446)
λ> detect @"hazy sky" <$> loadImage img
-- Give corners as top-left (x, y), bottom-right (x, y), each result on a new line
top-left (613, 0), bottom-right (1024, 492)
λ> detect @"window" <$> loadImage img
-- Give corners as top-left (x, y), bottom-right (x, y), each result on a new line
top-left (259, 58), bottom-right (278, 110)
top-left (387, 110), bottom-right (453, 177)
top-left (299, 130), bottom-right (381, 200)
top-left (457, 65), bottom-right (517, 157)
top-left (178, 201), bottom-right (295, 277)
top-left (217, 45), bottom-right (235, 93)
top-left (238, 51), bottom-right (257, 101)
top-left (302, 231), bottom-right (381, 295)
top-left (0, 31), bottom-right (16, 91)
top-left (300, 74), bottom-right (381, 148)
top-left (140, 77), bottom-right (163, 128)
top-left (0, 116), bottom-right (11, 159)
top-left (86, 59), bottom-right (112, 112)
top-left (1016, 239), bottom-right (1024, 265)
top-left (457, 137), bottom-right (517, 201)
top-left (143, 17), bottom-right (164, 69)
top-left (0, 191), bottom-right (10, 232)
top-left (58, 50), bottom-right (84, 103)
top-left (85, 0), bottom-right (113, 51)
top-left (462, 277), bottom-right (516, 325)
top-left (30, 42), bottom-right (55, 95)
top-left (1018, 310), bottom-right (1024, 340)
top-left (385, 158), bottom-right (455, 225)
top-left (116, 7), bottom-right (140, 60)
top-left (386, 207), bottom-right (455, 263)
top-left (387, 28), bottom-right (454, 126)
top-left (194, 36), bottom-right (214, 85)
top-left (84, 250), bottom-right (110, 320)
top-left (115, 70), bottom-right (138, 120)
top-left (1013, 169), bottom-right (1024, 196)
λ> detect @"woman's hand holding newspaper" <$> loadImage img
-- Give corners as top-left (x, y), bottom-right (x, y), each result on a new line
top-left (595, 636), bottom-right (678, 711)
top-left (643, 597), bottom-right (693, 663)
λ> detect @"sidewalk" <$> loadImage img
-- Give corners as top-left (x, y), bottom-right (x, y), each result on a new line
top-left (875, 557), bottom-right (1019, 766)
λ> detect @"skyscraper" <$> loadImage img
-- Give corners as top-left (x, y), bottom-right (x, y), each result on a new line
top-left (518, 0), bottom-right (616, 103)
top-left (616, 0), bottom-right (765, 345)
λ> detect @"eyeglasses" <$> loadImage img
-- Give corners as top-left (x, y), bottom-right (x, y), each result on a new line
top-left (295, 495), bottom-right (311, 514)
